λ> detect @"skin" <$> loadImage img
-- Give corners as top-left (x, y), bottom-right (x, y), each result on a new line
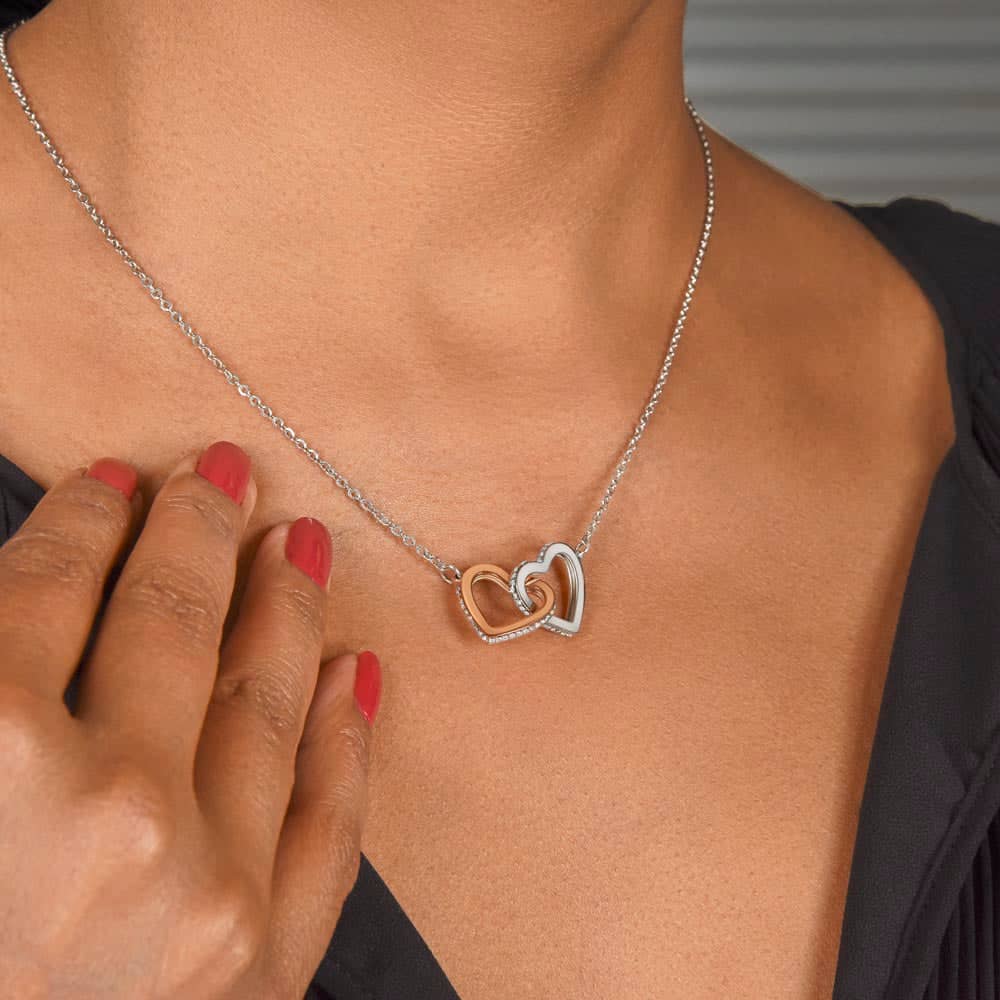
top-left (0, 0), bottom-right (958, 998)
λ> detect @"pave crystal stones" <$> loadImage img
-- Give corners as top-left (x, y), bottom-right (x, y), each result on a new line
top-left (457, 564), bottom-right (556, 644)
top-left (510, 541), bottom-right (585, 637)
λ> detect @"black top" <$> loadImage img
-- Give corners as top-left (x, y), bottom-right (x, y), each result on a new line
top-left (2, 191), bottom-right (1000, 997)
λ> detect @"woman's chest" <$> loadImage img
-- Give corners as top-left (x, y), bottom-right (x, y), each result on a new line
top-left (0, 268), bottom-right (954, 999)
top-left (353, 467), bottom-right (925, 1000)
top-left (1, 382), bottom-right (936, 999)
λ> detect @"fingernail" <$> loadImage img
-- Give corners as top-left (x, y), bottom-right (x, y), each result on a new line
top-left (354, 650), bottom-right (382, 726)
top-left (309, 653), bottom-right (357, 718)
top-left (195, 441), bottom-right (251, 504)
top-left (285, 516), bottom-right (332, 588)
top-left (85, 458), bottom-right (138, 500)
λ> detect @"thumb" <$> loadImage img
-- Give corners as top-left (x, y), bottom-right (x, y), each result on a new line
top-left (264, 650), bottom-right (382, 995)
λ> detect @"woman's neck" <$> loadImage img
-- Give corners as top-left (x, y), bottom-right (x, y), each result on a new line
top-left (7, 0), bottom-right (707, 356)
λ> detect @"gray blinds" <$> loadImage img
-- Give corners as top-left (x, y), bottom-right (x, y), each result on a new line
top-left (684, 0), bottom-right (1000, 221)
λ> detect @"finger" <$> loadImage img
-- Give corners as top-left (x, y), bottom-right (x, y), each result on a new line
top-left (77, 441), bottom-right (256, 762)
top-left (264, 651), bottom-right (381, 995)
top-left (0, 459), bottom-right (140, 699)
top-left (195, 516), bottom-right (332, 867)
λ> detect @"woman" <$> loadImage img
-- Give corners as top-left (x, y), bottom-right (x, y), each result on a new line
top-left (0, 1), bottom-right (997, 997)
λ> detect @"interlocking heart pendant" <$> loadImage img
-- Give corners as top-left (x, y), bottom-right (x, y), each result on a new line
top-left (456, 541), bottom-right (586, 644)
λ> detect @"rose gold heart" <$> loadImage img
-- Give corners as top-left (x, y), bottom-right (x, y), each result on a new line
top-left (458, 564), bottom-right (556, 642)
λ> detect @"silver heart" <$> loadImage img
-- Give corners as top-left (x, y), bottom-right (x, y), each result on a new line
top-left (509, 541), bottom-right (585, 637)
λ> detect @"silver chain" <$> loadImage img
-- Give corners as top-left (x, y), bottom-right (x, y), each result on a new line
top-left (0, 18), bottom-right (715, 585)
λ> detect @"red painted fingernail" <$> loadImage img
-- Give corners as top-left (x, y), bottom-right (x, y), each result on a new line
top-left (285, 517), bottom-right (332, 588)
top-left (195, 441), bottom-right (251, 504)
top-left (354, 650), bottom-right (382, 725)
top-left (85, 458), bottom-right (138, 500)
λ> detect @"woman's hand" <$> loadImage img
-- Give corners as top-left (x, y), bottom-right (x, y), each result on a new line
top-left (0, 441), bottom-right (381, 1000)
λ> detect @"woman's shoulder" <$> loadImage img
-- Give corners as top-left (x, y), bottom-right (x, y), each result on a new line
top-left (838, 196), bottom-right (1000, 354)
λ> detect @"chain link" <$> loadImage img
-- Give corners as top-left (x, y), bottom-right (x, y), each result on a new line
top-left (575, 106), bottom-right (714, 557)
top-left (0, 19), bottom-right (713, 583)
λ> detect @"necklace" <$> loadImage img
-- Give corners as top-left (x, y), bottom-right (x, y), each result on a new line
top-left (0, 19), bottom-right (715, 645)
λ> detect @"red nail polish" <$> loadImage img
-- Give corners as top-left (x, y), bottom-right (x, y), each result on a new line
top-left (354, 650), bottom-right (382, 725)
top-left (195, 441), bottom-right (251, 504)
top-left (85, 458), bottom-right (138, 501)
top-left (285, 517), bottom-right (332, 588)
